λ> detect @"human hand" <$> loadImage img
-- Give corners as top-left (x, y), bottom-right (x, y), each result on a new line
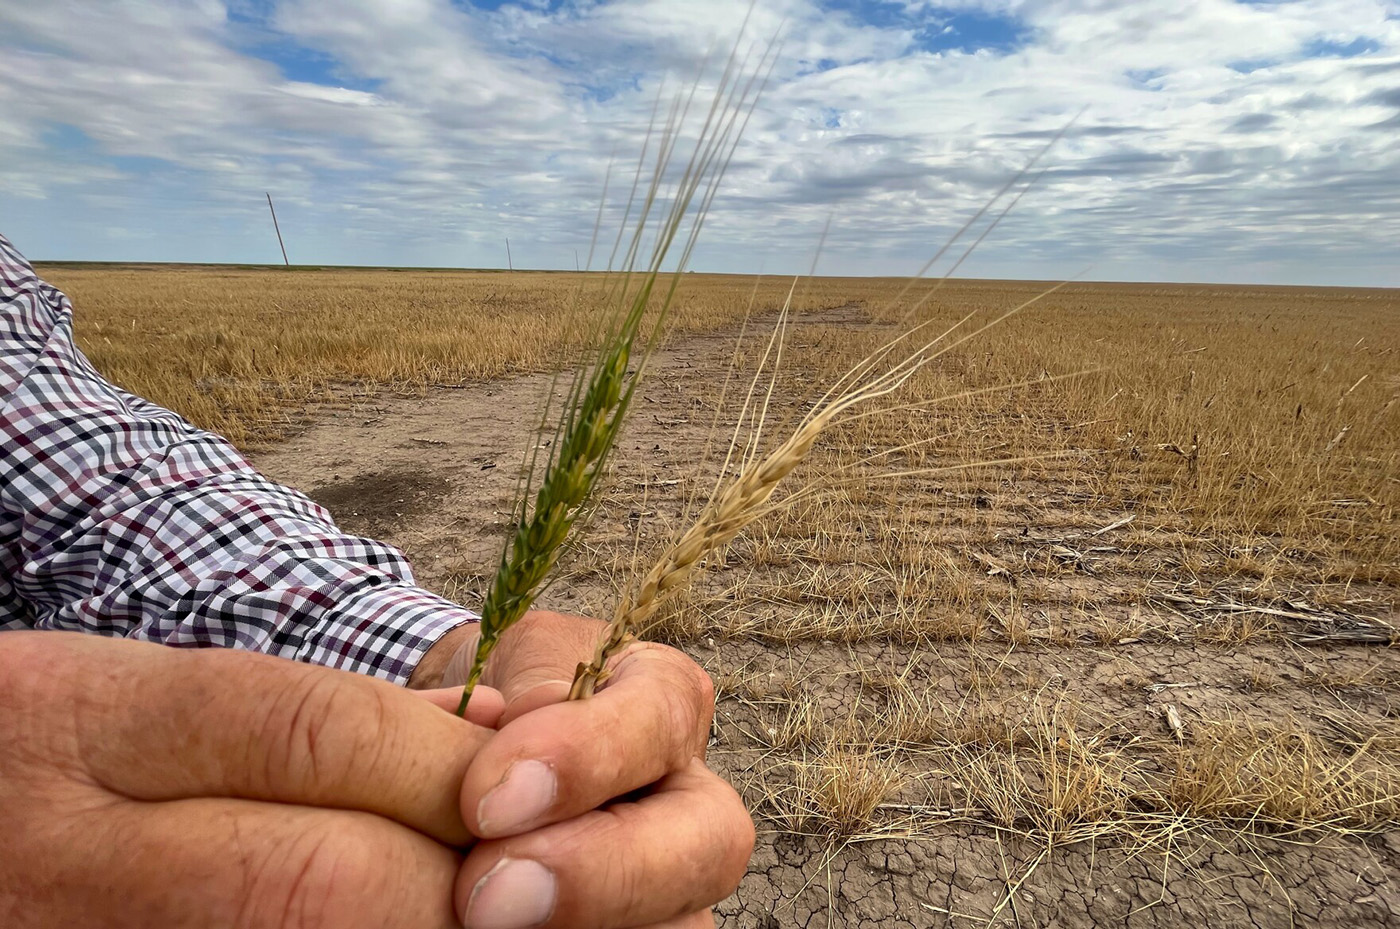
top-left (0, 630), bottom-right (503, 928)
top-left (4, 620), bottom-right (751, 929)
top-left (416, 611), bottom-right (755, 929)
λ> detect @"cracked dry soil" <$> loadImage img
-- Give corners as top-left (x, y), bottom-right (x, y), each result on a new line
top-left (254, 306), bottom-right (1400, 928)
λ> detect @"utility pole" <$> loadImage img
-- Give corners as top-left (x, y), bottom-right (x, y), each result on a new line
top-left (505, 237), bottom-right (514, 271)
top-left (574, 248), bottom-right (580, 272)
top-left (266, 193), bottom-right (289, 267)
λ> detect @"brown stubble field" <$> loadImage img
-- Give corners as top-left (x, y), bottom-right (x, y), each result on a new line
top-left (41, 263), bottom-right (1400, 927)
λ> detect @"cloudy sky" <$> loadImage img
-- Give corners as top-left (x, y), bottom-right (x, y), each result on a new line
top-left (2, 0), bottom-right (1399, 284)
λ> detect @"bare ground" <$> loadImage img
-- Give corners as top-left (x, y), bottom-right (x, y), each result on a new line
top-left (252, 307), bottom-right (1400, 928)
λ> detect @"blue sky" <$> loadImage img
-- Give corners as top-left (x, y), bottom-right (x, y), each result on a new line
top-left (2, 0), bottom-right (1400, 285)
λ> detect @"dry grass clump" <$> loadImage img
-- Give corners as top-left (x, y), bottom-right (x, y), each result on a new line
top-left (764, 748), bottom-right (909, 838)
top-left (751, 683), bottom-right (1400, 843)
top-left (939, 733), bottom-right (1151, 839)
top-left (1300, 662), bottom-right (1400, 691)
top-left (1171, 721), bottom-right (1400, 828)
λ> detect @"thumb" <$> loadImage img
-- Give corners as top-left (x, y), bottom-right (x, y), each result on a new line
top-left (464, 611), bottom-right (607, 726)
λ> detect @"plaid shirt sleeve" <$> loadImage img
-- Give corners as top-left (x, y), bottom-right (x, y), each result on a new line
top-left (0, 233), bottom-right (477, 685)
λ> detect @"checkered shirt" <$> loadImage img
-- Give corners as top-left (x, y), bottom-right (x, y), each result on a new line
top-left (0, 233), bottom-right (477, 685)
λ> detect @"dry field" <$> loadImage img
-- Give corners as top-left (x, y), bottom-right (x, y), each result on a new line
top-left (41, 264), bottom-right (1400, 927)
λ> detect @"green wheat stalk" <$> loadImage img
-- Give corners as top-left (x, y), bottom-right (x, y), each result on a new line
top-left (454, 33), bottom-right (776, 716)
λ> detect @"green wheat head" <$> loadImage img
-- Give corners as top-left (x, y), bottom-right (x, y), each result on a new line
top-left (453, 318), bottom-right (637, 713)
top-left (453, 34), bottom-right (777, 715)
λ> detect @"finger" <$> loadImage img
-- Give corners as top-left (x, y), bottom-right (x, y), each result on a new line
top-left (495, 677), bottom-right (571, 725)
top-left (40, 796), bottom-right (461, 928)
top-left (463, 643), bottom-right (714, 839)
top-left (475, 611), bottom-right (605, 725)
top-left (413, 684), bottom-right (506, 728)
top-left (456, 761), bottom-right (752, 929)
top-left (19, 631), bottom-right (489, 845)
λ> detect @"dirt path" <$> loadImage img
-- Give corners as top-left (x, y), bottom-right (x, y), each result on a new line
top-left (252, 309), bottom-right (1400, 928)
top-left (253, 303), bottom-right (865, 604)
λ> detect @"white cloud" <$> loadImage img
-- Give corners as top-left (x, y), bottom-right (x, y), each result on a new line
top-left (1, 0), bottom-right (1398, 283)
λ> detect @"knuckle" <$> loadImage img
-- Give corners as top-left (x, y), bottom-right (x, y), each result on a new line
top-left (692, 665), bottom-right (717, 734)
top-left (723, 807), bottom-right (757, 893)
top-left (655, 645), bottom-right (714, 713)
top-left (598, 812), bottom-right (664, 928)
top-left (655, 678), bottom-right (702, 767)
top-left (687, 655), bottom-right (717, 713)
top-left (616, 645), bottom-right (716, 768)
top-left (669, 647), bottom-right (716, 752)
top-left (258, 671), bottom-right (347, 793)
top-left (612, 844), bottom-right (647, 925)
top-left (257, 824), bottom-right (376, 929)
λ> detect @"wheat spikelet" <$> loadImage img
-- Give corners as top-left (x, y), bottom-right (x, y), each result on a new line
top-left (567, 315), bottom-right (926, 698)
top-left (570, 403), bottom-right (832, 697)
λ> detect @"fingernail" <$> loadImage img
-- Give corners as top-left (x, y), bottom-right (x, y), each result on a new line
top-left (478, 760), bottom-right (557, 835)
top-left (464, 858), bottom-right (556, 929)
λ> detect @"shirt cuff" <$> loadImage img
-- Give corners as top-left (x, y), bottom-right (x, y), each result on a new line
top-left (298, 582), bottom-right (480, 686)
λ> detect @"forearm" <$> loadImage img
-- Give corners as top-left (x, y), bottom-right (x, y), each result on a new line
top-left (0, 233), bottom-right (476, 683)
top-left (13, 432), bottom-right (478, 682)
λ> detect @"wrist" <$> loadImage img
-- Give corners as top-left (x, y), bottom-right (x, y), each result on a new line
top-left (408, 622), bottom-right (480, 689)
